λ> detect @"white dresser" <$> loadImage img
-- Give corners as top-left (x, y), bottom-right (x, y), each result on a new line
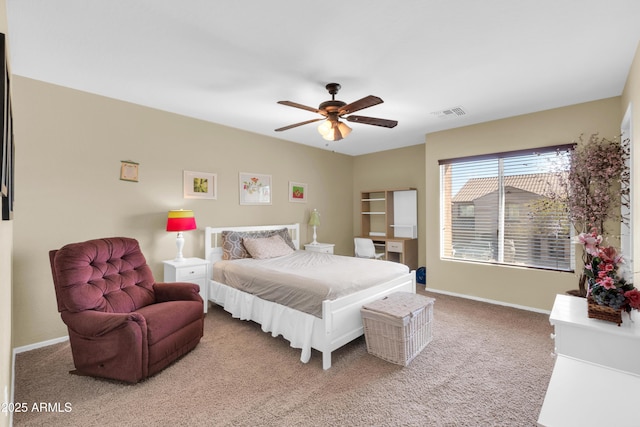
top-left (549, 294), bottom-right (640, 374)
top-left (538, 294), bottom-right (640, 426)
top-left (538, 355), bottom-right (640, 427)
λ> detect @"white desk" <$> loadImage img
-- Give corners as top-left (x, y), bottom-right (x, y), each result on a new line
top-left (550, 294), bottom-right (640, 374)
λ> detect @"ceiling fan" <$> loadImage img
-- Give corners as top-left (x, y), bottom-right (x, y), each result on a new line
top-left (275, 83), bottom-right (398, 141)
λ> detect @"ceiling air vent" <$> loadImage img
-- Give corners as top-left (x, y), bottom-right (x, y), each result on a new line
top-left (431, 106), bottom-right (468, 119)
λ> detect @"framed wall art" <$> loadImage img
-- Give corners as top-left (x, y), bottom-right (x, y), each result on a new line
top-left (184, 170), bottom-right (217, 199)
top-left (120, 160), bottom-right (139, 182)
top-left (288, 181), bottom-right (307, 203)
top-left (1, 33), bottom-right (14, 221)
top-left (239, 172), bottom-right (271, 205)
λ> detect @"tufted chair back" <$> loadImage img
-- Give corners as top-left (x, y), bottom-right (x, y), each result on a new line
top-left (51, 237), bottom-right (156, 314)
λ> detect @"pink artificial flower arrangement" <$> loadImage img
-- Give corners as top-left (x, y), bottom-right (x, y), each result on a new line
top-left (577, 228), bottom-right (639, 312)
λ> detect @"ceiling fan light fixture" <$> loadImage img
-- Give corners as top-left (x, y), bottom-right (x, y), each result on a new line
top-left (318, 120), bottom-right (351, 141)
top-left (322, 130), bottom-right (339, 141)
top-left (338, 121), bottom-right (352, 138)
top-left (317, 119), bottom-right (332, 137)
top-left (276, 83), bottom-right (395, 141)
top-left (320, 119), bottom-right (351, 141)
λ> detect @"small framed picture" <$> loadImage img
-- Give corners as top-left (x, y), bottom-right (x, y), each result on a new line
top-left (289, 181), bottom-right (307, 203)
top-left (120, 161), bottom-right (139, 182)
top-left (184, 170), bottom-right (217, 199)
top-left (239, 172), bottom-right (271, 205)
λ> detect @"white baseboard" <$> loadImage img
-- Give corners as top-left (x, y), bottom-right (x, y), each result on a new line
top-left (11, 335), bottom-right (69, 426)
top-left (13, 335), bottom-right (69, 355)
top-left (423, 286), bottom-right (551, 315)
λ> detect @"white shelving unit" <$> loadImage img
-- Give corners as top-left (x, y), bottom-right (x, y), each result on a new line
top-left (358, 188), bottom-right (418, 269)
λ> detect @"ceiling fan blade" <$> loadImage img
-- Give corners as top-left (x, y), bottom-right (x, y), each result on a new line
top-left (345, 115), bottom-right (398, 128)
top-left (275, 118), bottom-right (324, 132)
top-left (277, 100), bottom-right (322, 114)
top-left (339, 95), bottom-right (383, 115)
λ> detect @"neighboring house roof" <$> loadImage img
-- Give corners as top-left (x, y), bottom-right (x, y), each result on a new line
top-left (452, 173), bottom-right (564, 203)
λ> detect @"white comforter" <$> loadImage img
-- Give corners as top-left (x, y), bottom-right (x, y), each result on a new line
top-left (213, 250), bottom-right (410, 317)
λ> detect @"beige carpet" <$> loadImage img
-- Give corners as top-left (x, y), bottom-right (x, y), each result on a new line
top-left (13, 289), bottom-right (555, 426)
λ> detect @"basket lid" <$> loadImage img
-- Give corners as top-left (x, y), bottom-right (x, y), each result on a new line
top-left (362, 292), bottom-right (434, 321)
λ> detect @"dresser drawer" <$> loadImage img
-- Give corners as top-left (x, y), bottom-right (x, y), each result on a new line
top-left (386, 241), bottom-right (403, 253)
top-left (175, 264), bottom-right (207, 281)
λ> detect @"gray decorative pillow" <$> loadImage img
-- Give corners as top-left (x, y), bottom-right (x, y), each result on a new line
top-left (222, 228), bottom-right (295, 260)
top-left (275, 228), bottom-right (296, 251)
top-left (221, 230), bottom-right (251, 260)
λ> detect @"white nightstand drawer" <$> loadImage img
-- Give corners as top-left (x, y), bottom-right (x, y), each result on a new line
top-left (304, 243), bottom-right (335, 254)
top-left (163, 257), bottom-right (209, 313)
top-left (387, 241), bottom-right (403, 253)
top-left (175, 264), bottom-right (207, 281)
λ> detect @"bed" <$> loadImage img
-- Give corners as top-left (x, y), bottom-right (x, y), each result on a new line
top-left (204, 223), bottom-right (416, 369)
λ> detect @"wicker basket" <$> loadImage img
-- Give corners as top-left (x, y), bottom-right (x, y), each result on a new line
top-left (361, 292), bottom-right (434, 366)
top-left (587, 297), bottom-right (623, 326)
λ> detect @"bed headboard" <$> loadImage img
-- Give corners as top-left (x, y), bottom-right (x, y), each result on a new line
top-left (204, 223), bottom-right (300, 265)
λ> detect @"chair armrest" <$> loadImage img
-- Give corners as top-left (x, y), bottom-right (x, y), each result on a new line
top-left (61, 310), bottom-right (145, 337)
top-left (154, 282), bottom-right (202, 303)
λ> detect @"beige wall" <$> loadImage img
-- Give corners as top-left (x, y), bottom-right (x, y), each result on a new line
top-left (622, 41), bottom-right (640, 286)
top-left (425, 97), bottom-right (623, 311)
top-left (353, 144), bottom-right (426, 264)
top-left (10, 77), bottom-right (354, 348)
top-left (0, 224), bottom-right (11, 424)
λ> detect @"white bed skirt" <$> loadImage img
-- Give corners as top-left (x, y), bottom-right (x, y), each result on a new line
top-left (209, 280), bottom-right (317, 363)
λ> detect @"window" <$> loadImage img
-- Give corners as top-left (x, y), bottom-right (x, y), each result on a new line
top-left (440, 146), bottom-right (573, 271)
top-left (457, 204), bottom-right (474, 217)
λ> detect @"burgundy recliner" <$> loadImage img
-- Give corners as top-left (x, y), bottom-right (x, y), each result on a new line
top-left (49, 237), bottom-right (204, 383)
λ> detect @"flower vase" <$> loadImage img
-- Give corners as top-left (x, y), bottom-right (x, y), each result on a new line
top-left (587, 297), bottom-right (622, 326)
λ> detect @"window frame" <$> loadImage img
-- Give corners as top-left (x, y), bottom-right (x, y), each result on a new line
top-left (439, 144), bottom-right (575, 272)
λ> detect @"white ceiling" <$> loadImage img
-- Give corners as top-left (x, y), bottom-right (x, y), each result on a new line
top-left (6, 1), bottom-right (640, 156)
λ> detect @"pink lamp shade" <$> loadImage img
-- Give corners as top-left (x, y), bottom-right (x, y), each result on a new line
top-left (166, 210), bottom-right (196, 261)
top-left (166, 209), bottom-right (197, 232)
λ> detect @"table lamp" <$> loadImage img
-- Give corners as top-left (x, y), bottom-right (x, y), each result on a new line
top-left (166, 209), bottom-right (197, 261)
top-left (308, 209), bottom-right (320, 245)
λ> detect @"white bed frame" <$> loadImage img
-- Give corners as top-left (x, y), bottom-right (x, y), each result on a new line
top-left (204, 223), bottom-right (416, 369)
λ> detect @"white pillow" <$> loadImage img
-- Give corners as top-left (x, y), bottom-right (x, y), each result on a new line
top-left (242, 235), bottom-right (294, 259)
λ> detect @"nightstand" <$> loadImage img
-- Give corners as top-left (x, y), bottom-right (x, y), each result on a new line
top-left (163, 257), bottom-right (208, 313)
top-left (304, 243), bottom-right (335, 254)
